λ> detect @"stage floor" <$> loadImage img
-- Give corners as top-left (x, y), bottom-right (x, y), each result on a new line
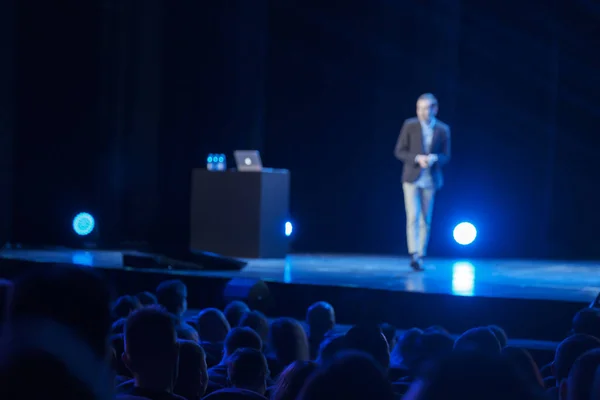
top-left (0, 249), bottom-right (598, 303)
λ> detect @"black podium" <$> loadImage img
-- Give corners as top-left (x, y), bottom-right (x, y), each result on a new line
top-left (190, 169), bottom-right (290, 259)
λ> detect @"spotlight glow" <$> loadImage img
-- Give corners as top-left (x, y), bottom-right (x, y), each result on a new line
top-left (453, 222), bottom-right (477, 245)
top-left (73, 212), bottom-right (95, 236)
top-left (451, 261), bottom-right (475, 296)
top-left (285, 221), bottom-right (293, 237)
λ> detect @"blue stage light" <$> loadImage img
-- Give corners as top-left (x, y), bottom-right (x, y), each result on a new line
top-left (453, 222), bottom-right (477, 245)
top-left (285, 221), bottom-right (293, 237)
top-left (73, 212), bottom-right (95, 236)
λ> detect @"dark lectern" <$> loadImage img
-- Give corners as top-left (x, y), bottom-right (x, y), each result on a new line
top-left (190, 169), bottom-right (290, 259)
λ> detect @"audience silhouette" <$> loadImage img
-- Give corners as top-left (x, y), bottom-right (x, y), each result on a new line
top-left (1, 264), bottom-right (599, 400)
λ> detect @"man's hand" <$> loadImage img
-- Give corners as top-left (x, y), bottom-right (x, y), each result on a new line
top-left (427, 154), bottom-right (438, 165)
top-left (415, 154), bottom-right (429, 168)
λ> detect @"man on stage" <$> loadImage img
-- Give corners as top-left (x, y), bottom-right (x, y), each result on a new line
top-left (394, 93), bottom-right (451, 271)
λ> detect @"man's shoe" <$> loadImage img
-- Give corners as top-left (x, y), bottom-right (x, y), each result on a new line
top-left (410, 255), bottom-right (424, 271)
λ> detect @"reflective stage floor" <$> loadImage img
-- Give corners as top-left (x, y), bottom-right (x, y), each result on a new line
top-left (0, 249), bottom-right (598, 303)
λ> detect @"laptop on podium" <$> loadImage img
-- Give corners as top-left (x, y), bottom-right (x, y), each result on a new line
top-left (234, 150), bottom-right (263, 172)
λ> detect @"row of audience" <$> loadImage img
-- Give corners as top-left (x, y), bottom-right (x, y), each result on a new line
top-left (2, 264), bottom-right (600, 400)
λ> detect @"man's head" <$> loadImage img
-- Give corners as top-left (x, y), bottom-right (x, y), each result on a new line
top-left (502, 346), bottom-right (544, 389)
top-left (561, 349), bottom-right (600, 400)
top-left (196, 308), bottom-right (231, 343)
top-left (344, 325), bottom-right (390, 371)
top-left (572, 308), bottom-right (600, 339)
top-left (306, 302), bottom-right (335, 337)
top-left (408, 331), bottom-right (454, 373)
top-left (553, 334), bottom-right (600, 384)
top-left (4, 265), bottom-right (114, 400)
top-left (454, 327), bottom-right (501, 355)
top-left (136, 291), bottom-right (157, 307)
top-left (123, 306), bottom-right (179, 389)
top-left (223, 327), bottom-right (262, 360)
top-left (112, 295), bottom-right (141, 320)
top-left (175, 340), bottom-right (209, 400)
top-left (0, 279), bottom-right (13, 332)
top-left (227, 348), bottom-right (270, 395)
top-left (10, 263), bottom-right (113, 359)
top-left (405, 351), bottom-right (537, 400)
top-left (392, 328), bottom-right (424, 367)
top-left (239, 310), bottom-right (269, 341)
top-left (269, 318), bottom-right (310, 365)
top-left (416, 93), bottom-right (438, 124)
top-left (317, 334), bottom-right (345, 365)
top-left (156, 280), bottom-right (187, 317)
top-left (299, 351), bottom-right (395, 400)
top-left (488, 325), bottom-right (508, 348)
top-left (380, 323), bottom-right (397, 350)
top-left (224, 301), bottom-right (250, 328)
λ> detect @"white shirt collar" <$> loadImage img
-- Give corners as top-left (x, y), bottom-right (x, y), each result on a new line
top-left (419, 117), bottom-right (436, 130)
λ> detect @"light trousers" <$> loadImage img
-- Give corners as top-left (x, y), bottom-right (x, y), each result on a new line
top-left (403, 182), bottom-right (436, 257)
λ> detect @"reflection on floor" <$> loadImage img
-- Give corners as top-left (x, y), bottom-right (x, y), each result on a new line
top-left (1, 249), bottom-right (599, 303)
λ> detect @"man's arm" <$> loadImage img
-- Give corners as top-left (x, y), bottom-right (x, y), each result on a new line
top-left (429, 126), bottom-right (451, 166)
top-left (436, 126), bottom-right (451, 165)
top-left (394, 120), bottom-right (418, 163)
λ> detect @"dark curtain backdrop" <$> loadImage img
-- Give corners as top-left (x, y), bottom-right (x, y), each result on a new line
top-left (96, 0), bottom-right (163, 246)
top-left (0, 0), bottom-right (14, 246)
top-left (13, 0), bottom-right (102, 246)
top-left (156, 0), bottom-right (268, 249)
top-left (264, 0), bottom-right (600, 258)
top-left (9, 0), bottom-right (600, 259)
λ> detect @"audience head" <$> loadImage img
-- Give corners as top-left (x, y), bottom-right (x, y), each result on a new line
top-left (223, 327), bottom-right (263, 360)
top-left (156, 280), bottom-right (188, 317)
top-left (299, 351), bottom-right (395, 400)
top-left (10, 264), bottom-right (113, 359)
top-left (391, 327), bottom-right (423, 367)
top-left (196, 308), bottom-right (231, 343)
top-left (0, 351), bottom-right (103, 400)
top-left (317, 334), bottom-right (345, 365)
top-left (344, 325), bottom-right (390, 370)
top-left (454, 326), bottom-right (502, 354)
top-left (562, 348), bottom-right (600, 400)
top-left (0, 279), bottom-right (13, 329)
top-left (407, 330), bottom-right (454, 373)
top-left (502, 346), bottom-right (544, 389)
top-left (271, 361), bottom-right (318, 400)
top-left (239, 310), bottom-right (269, 342)
top-left (1, 265), bottom-right (114, 400)
top-left (553, 334), bottom-right (600, 384)
top-left (424, 325), bottom-right (449, 334)
top-left (111, 334), bottom-right (129, 376)
top-left (572, 308), bottom-right (600, 339)
top-left (269, 318), bottom-right (310, 366)
top-left (405, 351), bottom-right (542, 400)
top-left (306, 301), bottom-right (335, 337)
top-left (175, 339), bottom-right (209, 400)
top-left (227, 348), bottom-right (270, 395)
top-left (123, 306), bottom-right (179, 390)
top-left (380, 323), bottom-right (397, 350)
top-left (112, 295), bottom-right (141, 320)
top-left (224, 301), bottom-right (250, 328)
top-left (592, 364), bottom-right (600, 400)
top-left (488, 324), bottom-right (509, 347)
top-left (136, 291), bottom-right (158, 306)
top-left (111, 318), bottom-right (126, 335)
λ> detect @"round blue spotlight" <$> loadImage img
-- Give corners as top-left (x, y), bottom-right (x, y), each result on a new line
top-left (73, 212), bottom-right (95, 236)
top-left (453, 222), bottom-right (477, 245)
top-left (285, 221), bottom-right (293, 237)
